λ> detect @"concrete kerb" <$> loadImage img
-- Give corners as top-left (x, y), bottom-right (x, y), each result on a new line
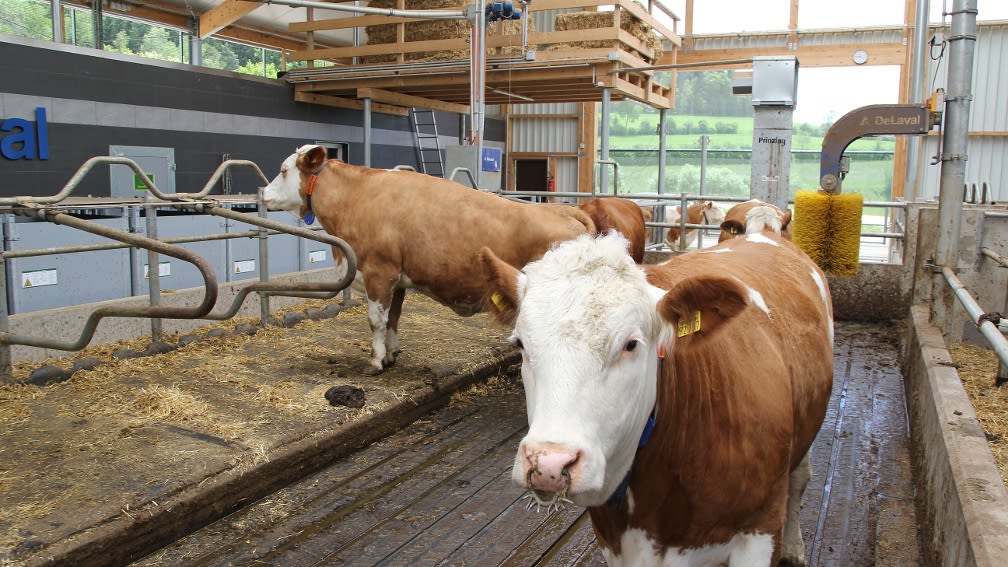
top-left (22, 349), bottom-right (522, 567)
top-left (903, 304), bottom-right (1008, 567)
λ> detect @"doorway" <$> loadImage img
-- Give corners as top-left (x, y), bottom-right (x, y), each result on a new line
top-left (514, 158), bottom-right (548, 202)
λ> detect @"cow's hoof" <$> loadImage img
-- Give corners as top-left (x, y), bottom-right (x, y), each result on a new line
top-left (362, 365), bottom-right (384, 376)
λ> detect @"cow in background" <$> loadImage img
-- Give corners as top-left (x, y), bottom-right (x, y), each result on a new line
top-left (481, 231), bottom-right (833, 566)
top-left (578, 198), bottom-right (647, 263)
top-left (262, 145), bottom-right (595, 374)
top-left (663, 200), bottom-right (725, 251)
top-left (719, 198), bottom-right (793, 242)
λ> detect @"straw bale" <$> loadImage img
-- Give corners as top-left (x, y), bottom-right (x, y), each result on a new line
top-left (552, 8), bottom-right (664, 62)
top-left (364, 0), bottom-right (533, 62)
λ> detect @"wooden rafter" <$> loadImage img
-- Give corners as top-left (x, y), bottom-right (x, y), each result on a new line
top-left (199, 0), bottom-right (262, 39)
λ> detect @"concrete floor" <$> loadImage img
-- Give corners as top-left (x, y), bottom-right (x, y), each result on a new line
top-left (126, 321), bottom-right (921, 566)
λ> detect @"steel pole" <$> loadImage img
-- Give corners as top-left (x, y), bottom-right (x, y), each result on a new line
top-left (934, 0), bottom-right (977, 268)
top-left (903, 0), bottom-right (930, 200)
top-left (600, 87), bottom-right (611, 193)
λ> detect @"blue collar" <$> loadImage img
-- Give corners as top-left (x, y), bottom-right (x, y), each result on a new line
top-left (605, 406), bottom-right (657, 509)
top-left (605, 354), bottom-right (663, 510)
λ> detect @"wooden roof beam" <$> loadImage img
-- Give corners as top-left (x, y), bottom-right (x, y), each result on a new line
top-left (199, 0), bottom-right (263, 39)
top-left (356, 88), bottom-right (470, 114)
top-left (294, 90), bottom-right (409, 116)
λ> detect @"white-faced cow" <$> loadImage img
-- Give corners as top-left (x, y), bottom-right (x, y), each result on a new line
top-left (719, 198), bottom-right (793, 242)
top-left (664, 200), bottom-right (725, 251)
top-left (481, 231), bottom-right (834, 566)
top-left (262, 144), bottom-right (595, 374)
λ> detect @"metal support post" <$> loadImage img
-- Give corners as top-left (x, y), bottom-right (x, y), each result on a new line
top-left (934, 0), bottom-right (976, 269)
top-left (363, 97), bottom-right (372, 167)
top-left (600, 87), bottom-right (612, 193)
top-left (257, 196), bottom-right (271, 324)
top-left (144, 196), bottom-right (163, 343)
top-left (903, 0), bottom-right (931, 200)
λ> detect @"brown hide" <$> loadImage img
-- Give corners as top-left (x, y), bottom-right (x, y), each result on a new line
top-left (299, 160), bottom-right (594, 315)
top-left (665, 200), bottom-right (717, 248)
top-left (578, 198), bottom-right (647, 263)
top-left (588, 235), bottom-right (833, 560)
top-left (719, 199), bottom-right (793, 242)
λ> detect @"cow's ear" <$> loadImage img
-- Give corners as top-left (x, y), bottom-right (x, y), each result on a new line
top-left (480, 247), bottom-right (523, 326)
top-left (720, 219), bottom-right (745, 238)
top-left (656, 275), bottom-right (748, 343)
top-left (296, 146), bottom-right (327, 173)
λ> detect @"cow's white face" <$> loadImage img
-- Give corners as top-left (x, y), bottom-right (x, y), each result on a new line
top-left (499, 234), bottom-right (670, 508)
top-left (262, 145), bottom-right (318, 215)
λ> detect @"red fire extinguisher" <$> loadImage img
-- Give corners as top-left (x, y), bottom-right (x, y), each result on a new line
top-left (547, 176), bottom-right (556, 192)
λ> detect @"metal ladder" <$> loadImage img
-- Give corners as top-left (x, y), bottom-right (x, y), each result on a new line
top-left (410, 108), bottom-right (444, 177)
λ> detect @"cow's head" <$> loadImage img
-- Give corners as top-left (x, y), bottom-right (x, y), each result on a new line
top-left (719, 200), bottom-right (792, 242)
top-left (262, 144), bottom-right (328, 216)
top-left (481, 233), bottom-right (748, 509)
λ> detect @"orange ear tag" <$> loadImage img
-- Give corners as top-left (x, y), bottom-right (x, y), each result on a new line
top-left (657, 344), bottom-right (666, 359)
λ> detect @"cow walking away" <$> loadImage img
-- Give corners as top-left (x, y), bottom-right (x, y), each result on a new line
top-left (664, 200), bottom-right (725, 251)
top-left (578, 197), bottom-right (648, 263)
top-left (481, 231), bottom-right (834, 566)
top-left (262, 145), bottom-right (595, 375)
top-left (719, 198), bottom-right (793, 242)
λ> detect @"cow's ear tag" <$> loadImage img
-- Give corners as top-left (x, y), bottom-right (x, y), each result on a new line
top-left (490, 292), bottom-right (507, 310)
top-left (676, 310), bottom-right (702, 337)
top-left (303, 210), bottom-right (315, 225)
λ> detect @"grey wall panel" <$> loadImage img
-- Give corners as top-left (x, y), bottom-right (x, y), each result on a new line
top-left (7, 217), bottom-right (131, 314)
top-left (136, 214), bottom-right (228, 293)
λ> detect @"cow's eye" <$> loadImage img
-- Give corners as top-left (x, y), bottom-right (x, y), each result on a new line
top-left (624, 339), bottom-right (639, 352)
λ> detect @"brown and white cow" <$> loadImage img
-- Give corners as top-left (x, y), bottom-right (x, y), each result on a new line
top-left (719, 198), bottom-right (793, 242)
top-left (481, 231), bottom-right (833, 566)
top-left (578, 197), bottom-right (648, 263)
top-left (262, 144), bottom-right (595, 374)
top-left (664, 200), bottom-right (725, 251)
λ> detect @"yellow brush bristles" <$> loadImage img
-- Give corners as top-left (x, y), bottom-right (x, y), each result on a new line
top-left (793, 191), bottom-right (863, 276)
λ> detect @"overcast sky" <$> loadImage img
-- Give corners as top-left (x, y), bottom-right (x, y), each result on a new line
top-left (657, 1), bottom-right (1007, 123)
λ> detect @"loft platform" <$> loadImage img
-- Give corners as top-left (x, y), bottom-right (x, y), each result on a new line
top-left (281, 0), bottom-right (681, 113)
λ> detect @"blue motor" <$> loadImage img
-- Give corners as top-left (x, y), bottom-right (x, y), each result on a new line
top-left (485, 1), bottom-right (522, 22)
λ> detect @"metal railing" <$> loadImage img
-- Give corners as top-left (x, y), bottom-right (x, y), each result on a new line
top-left (0, 156), bottom-right (358, 382)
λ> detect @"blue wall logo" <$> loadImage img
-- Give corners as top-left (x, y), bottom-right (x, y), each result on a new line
top-left (2, 107), bottom-right (50, 161)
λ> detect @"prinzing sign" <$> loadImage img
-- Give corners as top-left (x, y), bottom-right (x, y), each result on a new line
top-left (2, 107), bottom-right (50, 161)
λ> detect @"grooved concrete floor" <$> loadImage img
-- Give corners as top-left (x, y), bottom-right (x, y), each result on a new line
top-left (127, 321), bottom-right (921, 566)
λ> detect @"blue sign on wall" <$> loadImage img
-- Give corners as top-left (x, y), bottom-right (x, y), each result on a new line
top-left (482, 148), bottom-right (501, 173)
top-left (2, 107), bottom-right (50, 161)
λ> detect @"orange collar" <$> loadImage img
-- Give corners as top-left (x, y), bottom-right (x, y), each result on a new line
top-left (302, 162), bottom-right (326, 225)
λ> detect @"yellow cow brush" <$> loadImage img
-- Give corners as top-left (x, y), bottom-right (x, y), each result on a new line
top-left (793, 191), bottom-right (863, 276)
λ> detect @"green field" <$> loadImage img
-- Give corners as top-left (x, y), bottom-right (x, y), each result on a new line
top-left (603, 114), bottom-right (897, 202)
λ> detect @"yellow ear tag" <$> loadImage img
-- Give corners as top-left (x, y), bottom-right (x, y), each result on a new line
top-left (676, 310), bottom-right (702, 338)
top-left (491, 292), bottom-right (507, 310)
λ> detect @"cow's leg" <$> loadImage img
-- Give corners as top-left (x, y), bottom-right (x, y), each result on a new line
top-left (727, 532), bottom-right (775, 566)
top-left (780, 453), bottom-right (811, 566)
top-left (383, 287), bottom-right (406, 367)
top-left (362, 269), bottom-right (398, 375)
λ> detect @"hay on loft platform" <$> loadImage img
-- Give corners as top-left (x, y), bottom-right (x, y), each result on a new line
top-left (364, 0), bottom-right (532, 63)
top-left (552, 9), bottom-right (663, 62)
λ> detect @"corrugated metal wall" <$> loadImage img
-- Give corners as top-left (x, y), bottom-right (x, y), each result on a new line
top-left (918, 22), bottom-right (1008, 202)
top-left (510, 103), bottom-right (582, 194)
